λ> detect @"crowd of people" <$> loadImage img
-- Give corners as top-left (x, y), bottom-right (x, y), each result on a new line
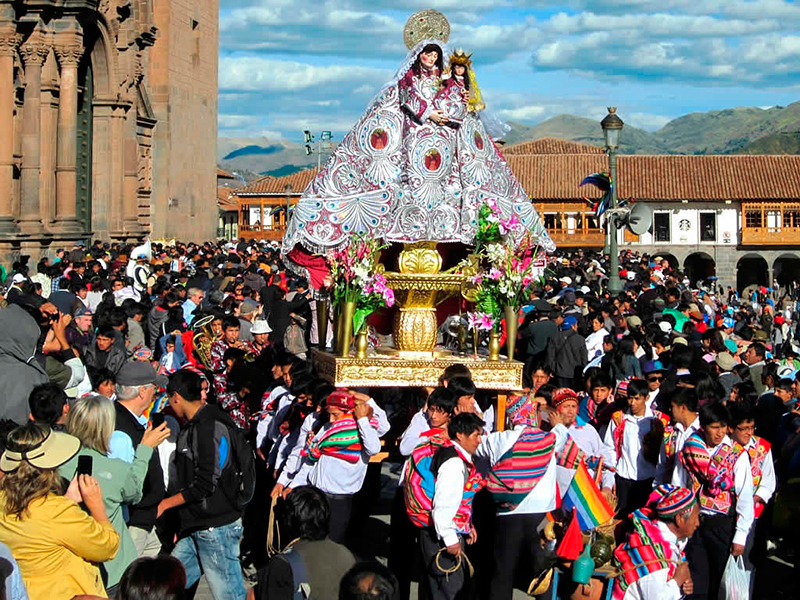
top-left (0, 238), bottom-right (797, 600)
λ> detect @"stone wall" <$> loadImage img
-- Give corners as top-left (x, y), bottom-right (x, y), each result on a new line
top-left (149, 0), bottom-right (218, 242)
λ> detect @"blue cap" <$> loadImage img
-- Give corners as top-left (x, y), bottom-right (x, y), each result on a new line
top-left (643, 359), bottom-right (666, 374)
top-left (722, 317), bottom-right (735, 328)
top-left (561, 315), bottom-right (578, 330)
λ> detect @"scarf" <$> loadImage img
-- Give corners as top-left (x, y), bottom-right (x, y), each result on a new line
top-left (303, 417), bottom-right (363, 464)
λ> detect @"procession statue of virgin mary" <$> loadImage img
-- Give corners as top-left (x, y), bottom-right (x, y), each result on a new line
top-left (283, 10), bottom-right (555, 288)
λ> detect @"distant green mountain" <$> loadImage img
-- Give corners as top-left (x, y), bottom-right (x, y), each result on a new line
top-left (735, 131), bottom-right (800, 155)
top-left (223, 144), bottom-right (281, 160)
top-left (504, 101), bottom-right (800, 155)
top-left (507, 115), bottom-right (668, 154)
top-left (260, 164), bottom-right (315, 178)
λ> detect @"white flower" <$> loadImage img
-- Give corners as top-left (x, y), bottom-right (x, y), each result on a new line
top-left (486, 243), bottom-right (505, 264)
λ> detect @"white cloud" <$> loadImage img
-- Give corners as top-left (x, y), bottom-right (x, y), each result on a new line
top-left (500, 105), bottom-right (547, 120)
top-left (219, 57), bottom-right (392, 93)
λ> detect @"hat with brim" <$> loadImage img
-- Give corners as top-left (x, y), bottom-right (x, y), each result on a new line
top-left (250, 320), bottom-right (272, 335)
top-left (534, 299), bottom-right (554, 313)
top-left (1, 429), bottom-right (80, 472)
top-left (715, 352), bottom-right (736, 372)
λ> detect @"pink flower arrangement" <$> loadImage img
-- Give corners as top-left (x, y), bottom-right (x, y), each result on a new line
top-left (328, 233), bottom-right (394, 334)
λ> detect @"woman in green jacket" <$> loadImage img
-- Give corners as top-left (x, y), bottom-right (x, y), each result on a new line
top-left (60, 393), bottom-right (169, 595)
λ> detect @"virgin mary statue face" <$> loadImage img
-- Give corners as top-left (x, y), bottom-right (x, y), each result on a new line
top-left (420, 49), bottom-right (439, 69)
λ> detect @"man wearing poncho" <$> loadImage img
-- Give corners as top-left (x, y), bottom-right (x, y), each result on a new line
top-left (290, 390), bottom-right (381, 545)
top-left (612, 485), bottom-right (700, 600)
top-left (473, 387), bottom-right (569, 600)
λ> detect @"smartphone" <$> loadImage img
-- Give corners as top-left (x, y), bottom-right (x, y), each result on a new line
top-left (77, 455), bottom-right (93, 477)
top-left (151, 412), bottom-right (166, 428)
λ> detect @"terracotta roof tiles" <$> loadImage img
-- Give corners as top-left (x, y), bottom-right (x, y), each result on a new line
top-left (234, 168), bottom-right (320, 196)
top-left (502, 137), bottom-right (605, 155)
top-left (217, 187), bottom-right (238, 211)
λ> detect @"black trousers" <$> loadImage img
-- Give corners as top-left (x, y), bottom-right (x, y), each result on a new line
top-left (685, 512), bottom-right (735, 600)
top-left (324, 492), bottom-right (354, 546)
top-left (418, 528), bottom-right (471, 600)
top-left (487, 512), bottom-right (546, 600)
top-left (389, 486), bottom-right (419, 600)
top-left (614, 475), bottom-right (654, 518)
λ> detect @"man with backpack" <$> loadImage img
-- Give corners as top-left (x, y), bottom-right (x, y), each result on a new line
top-left (160, 369), bottom-right (254, 600)
top-left (404, 412), bottom-right (486, 600)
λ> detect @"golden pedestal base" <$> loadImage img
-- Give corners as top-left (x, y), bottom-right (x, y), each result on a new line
top-left (313, 349), bottom-right (524, 431)
top-left (383, 242), bottom-right (464, 353)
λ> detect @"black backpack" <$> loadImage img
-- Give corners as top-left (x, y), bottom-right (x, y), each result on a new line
top-left (222, 422), bottom-right (257, 511)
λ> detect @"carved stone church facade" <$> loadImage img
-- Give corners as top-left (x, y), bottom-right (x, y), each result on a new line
top-left (0, 0), bottom-right (218, 261)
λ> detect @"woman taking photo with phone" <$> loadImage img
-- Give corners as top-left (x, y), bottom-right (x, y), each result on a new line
top-left (0, 422), bottom-right (119, 599)
top-left (60, 393), bottom-right (170, 596)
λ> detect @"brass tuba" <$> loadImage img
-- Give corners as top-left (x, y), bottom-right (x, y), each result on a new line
top-left (192, 315), bottom-right (218, 370)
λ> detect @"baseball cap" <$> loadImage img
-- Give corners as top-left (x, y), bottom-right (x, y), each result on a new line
top-left (658, 321), bottom-right (673, 334)
top-left (627, 315), bottom-right (642, 328)
top-left (715, 352), bottom-right (736, 372)
top-left (74, 306), bottom-right (93, 317)
top-left (722, 317), bottom-right (735, 329)
top-left (561, 315), bottom-right (577, 330)
top-left (116, 362), bottom-right (168, 389)
top-left (724, 339), bottom-right (738, 354)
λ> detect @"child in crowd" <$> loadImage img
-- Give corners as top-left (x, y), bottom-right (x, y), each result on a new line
top-left (604, 378), bottom-right (669, 517)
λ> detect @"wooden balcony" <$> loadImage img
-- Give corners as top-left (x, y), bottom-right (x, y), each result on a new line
top-left (238, 197), bottom-right (294, 242)
top-left (741, 202), bottom-right (800, 246)
top-left (535, 202), bottom-right (606, 247)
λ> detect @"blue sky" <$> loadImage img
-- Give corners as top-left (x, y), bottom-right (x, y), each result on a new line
top-left (217, 1), bottom-right (800, 141)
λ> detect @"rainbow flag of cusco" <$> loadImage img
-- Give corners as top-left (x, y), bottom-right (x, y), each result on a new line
top-left (561, 460), bottom-right (614, 531)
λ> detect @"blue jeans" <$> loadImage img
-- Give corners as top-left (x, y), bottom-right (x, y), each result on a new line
top-left (172, 519), bottom-right (246, 600)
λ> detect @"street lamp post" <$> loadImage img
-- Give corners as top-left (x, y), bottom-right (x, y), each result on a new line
top-left (601, 107), bottom-right (624, 295)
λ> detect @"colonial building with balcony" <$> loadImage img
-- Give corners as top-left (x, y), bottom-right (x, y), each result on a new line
top-left (235, 138), bottom-right (800, 293)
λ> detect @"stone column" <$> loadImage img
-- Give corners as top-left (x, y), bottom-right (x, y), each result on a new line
top-left (18, 32), bottom-right (49, 234)
top-left (54, 38), bottom-right (83, 232)
top-left (0, 23), bottom-right (19, 233)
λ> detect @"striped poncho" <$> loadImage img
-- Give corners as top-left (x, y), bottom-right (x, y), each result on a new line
top-left (612, 511), bottom-right (684, 599)
top-left (486, 427), bottom-right (557, 512)
top-left (302, 417), bottom-right (364, 464)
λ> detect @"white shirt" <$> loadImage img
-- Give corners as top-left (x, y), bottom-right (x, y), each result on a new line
top-left (288, 415), bottom-right (381, 495)
top-left (556, 424), bottom-right (616, 494)
top-left (277, 412), bottom-right (319, 486)
top-left (255, 386), bottom-right (293, 448)
top-left (399, 410), bottom-right (431, 457)
top-left (603, 408), bottom-right (661, 481)
top-left (621, 521), bottom-right (684, 600)
top-left (586, 328), bottom-right (609, 361)
top-left (745, 437), bottom-right (776, 505)
top-left (432, 441), bottom-right (473, 547)
top-left (701, 435), bottom-right (755, 547)
top-left (666, 416), bottom-right (701, 488)
top-left (474, 424), bottom-right (568, 516)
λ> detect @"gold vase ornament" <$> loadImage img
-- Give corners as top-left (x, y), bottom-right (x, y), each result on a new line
top-left (333, 304), bottom-right (343, 355)
top-left (356, 329), bottom-right (369, 359)
top-left (338, 300), bottom-right (356, 358)
top-left (488, 330), bottom-right (501, 361)
top-left (504, 305), bottom-right (519, 361)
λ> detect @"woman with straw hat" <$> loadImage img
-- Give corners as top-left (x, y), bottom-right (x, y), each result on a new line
top-left (0, 422), bottom-right (120, 599)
